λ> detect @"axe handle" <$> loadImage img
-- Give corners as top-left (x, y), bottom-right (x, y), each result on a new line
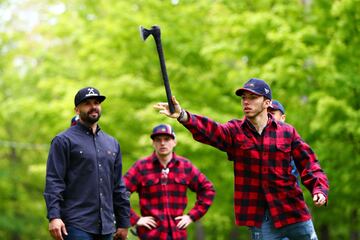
top-left (154, 37), bottom-right (175, 114)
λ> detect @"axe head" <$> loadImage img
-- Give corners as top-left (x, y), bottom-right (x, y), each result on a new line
top-left (139, 25), bottom-right (161, 41)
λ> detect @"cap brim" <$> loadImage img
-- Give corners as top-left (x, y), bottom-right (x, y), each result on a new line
top-left (76, 95), bottom-right (106, 106)
top-left (96, 96), bottom-right (106, 103)
top-left (150, 133), bottom-right (175, 139)
top-left (268, 106), bottom-right (284, 114)
top-left (235, 88), bottom-right (262, 96)
top-left (268, 106), bottom-right (278, 111)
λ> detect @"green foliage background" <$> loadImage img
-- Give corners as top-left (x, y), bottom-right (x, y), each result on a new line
top-left (0, 0), bottom-right (359, 239)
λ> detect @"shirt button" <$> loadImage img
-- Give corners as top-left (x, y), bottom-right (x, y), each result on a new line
top-left (99, 164), bottom-right (102, 167)
top-left (100, 178), bottom-right (103, 182)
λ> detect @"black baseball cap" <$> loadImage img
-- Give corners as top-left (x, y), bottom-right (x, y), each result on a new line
top-left (235, 78), bottom-right (272, 100)
top-left (74, 87), bottom-right (106, 107)
top-left (150, 124), bottom-right (176, 139)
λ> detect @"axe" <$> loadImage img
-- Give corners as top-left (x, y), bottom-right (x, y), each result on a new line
top-left (139, 25), bottom-right (175, 114)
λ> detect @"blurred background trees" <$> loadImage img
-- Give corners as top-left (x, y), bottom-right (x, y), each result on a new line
top-left (0, 0), bottom-right (359, 239)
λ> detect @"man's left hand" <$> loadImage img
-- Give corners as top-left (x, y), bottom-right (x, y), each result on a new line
top-left (313, 193), bottom-right (326, 207)
top-left (175, 215), bottom-right (193, 229)
top-left (113, 228), bottom-right (128, 240)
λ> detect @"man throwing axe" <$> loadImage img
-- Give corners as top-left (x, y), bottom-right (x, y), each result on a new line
top-left (154, 78), bottom-right (329, 240)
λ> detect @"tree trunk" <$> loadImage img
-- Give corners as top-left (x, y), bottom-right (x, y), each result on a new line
top-left (194, 221), bottom-right (205, 240)
top-left (319, 224), bottom-right (330, 240)
top-left (350, 209), bottom-right (359, 240)
top-left (229, 226), bottom-right (240, 239)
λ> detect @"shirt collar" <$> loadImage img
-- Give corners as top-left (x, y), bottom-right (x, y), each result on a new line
top-left (150, 152), bottom-right (179, 166)
top-left (240, 113), bottom-right (278, 131)
top-left (76, 121), bottom-right (101, 135)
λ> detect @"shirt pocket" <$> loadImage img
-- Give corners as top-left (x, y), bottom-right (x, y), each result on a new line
top-left (140, 177), bottom-right (161, 198)
top-left (229, 134), bottom-right (253, 160)
top-left (274, 143), bottom-right (292, 175)
top-left (100, 148), bottom-right (117, 166)
top-left (174, 175), bottom-right (189, 194)
top-left (239, 142), bottom-right (257, 151)
top-left (276, 143), bottom-right (291, 159)
top-left (69, 150), bottom-right (95, 175)
top-left (235, 142), bottom-right (258, 164)
top-left (174, 177), bottom-right (188, 185)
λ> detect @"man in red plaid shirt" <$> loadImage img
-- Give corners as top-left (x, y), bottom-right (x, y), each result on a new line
top-left (154, 78), bottom-right (329, 239)
top-left (124, 124), bottom-right (215, 240)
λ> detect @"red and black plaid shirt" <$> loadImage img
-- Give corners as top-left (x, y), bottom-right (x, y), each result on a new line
top-left (182, 112), bottom-right (329, 228)
top-left (124, 152), bottom-right (215, 240)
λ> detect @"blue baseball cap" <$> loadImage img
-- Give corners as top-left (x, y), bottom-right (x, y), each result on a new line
top-left (235, 78), bottom-right (272, 100)
top-left (269, 100), bottom-right (285, 114)
top-left (150, 124), bottom-right (176, 139)
top-left (70, 115), bottom-right (79, 126)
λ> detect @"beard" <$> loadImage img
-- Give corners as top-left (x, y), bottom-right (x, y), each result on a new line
top-left (79, 109), bottom-right (101, 124)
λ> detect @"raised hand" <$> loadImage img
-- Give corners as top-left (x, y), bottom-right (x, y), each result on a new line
top-left (154, 96), bottom-right (182, 118)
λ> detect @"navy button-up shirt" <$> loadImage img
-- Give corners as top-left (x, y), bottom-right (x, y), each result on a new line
top-left (44, 122), bottom-right (130, 234)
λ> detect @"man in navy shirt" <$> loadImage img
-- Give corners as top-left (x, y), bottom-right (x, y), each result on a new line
top-left (44, 87), bottom-right (130, 240)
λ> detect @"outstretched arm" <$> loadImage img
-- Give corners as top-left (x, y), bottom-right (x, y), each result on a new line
top-left (155, 96), bottom-right (234, 152)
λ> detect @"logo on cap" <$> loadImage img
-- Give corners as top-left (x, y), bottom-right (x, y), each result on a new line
top-left (269, 100), bottom-right (285, 114)
top-left (235, 78), bottom-right (272, 100)
top-left (86, 88), bottom-right (98, 97)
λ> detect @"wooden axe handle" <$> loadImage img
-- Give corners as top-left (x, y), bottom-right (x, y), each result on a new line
top-left (153, 31), bottom-right (175, 114)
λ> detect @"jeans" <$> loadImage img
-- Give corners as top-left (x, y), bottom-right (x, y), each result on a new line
top-left (250, 210), bottom-right (318, 240)
top-left (65, 226), bottom-right (113, 240)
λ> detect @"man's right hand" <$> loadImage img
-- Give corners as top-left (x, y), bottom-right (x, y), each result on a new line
top-left (136, 216), bottom-right (158, 230)
top-left (154, 96), bottom-right (182, 118)
top-left (49, 218), bottom-right (67, 240)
